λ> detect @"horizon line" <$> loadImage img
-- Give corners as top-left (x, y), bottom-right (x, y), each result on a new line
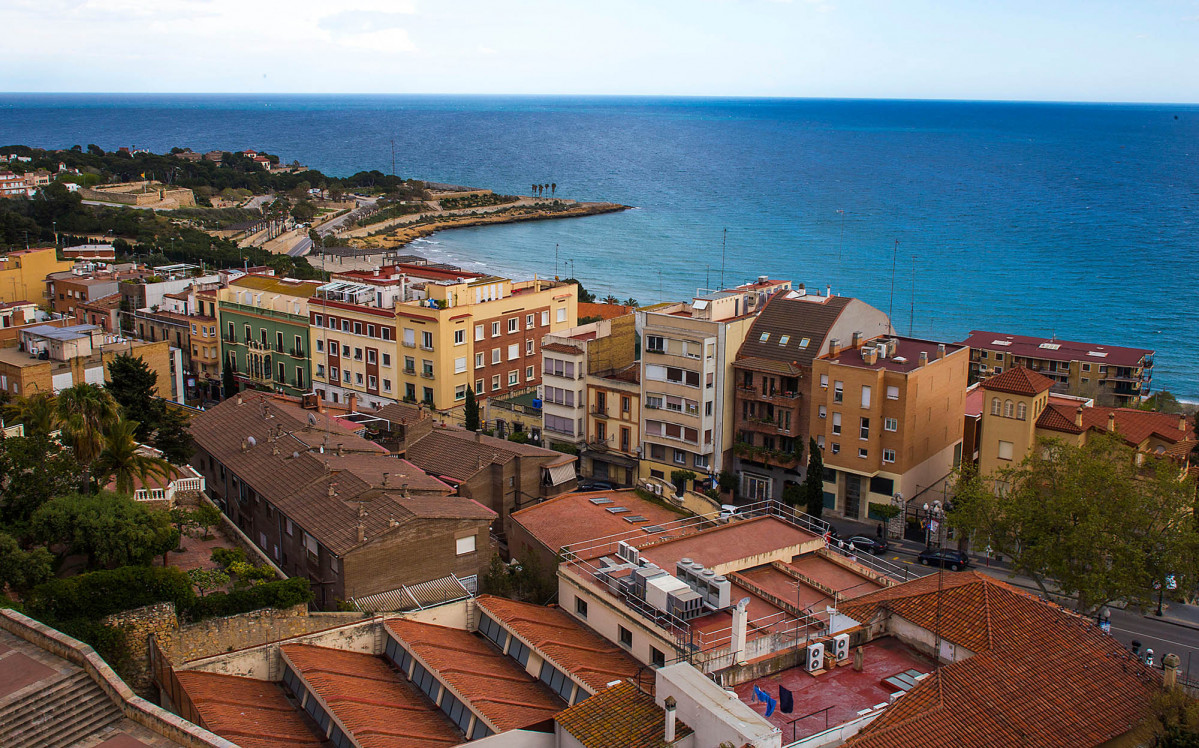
top-left (2, 92), bottom-right (1199, 107)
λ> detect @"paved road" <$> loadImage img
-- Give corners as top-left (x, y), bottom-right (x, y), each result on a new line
top-left (287, 236), bottom-right (312, 257)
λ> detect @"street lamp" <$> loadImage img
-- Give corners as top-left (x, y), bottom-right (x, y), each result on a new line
top-left (923, 500), bottom-right (944, 548)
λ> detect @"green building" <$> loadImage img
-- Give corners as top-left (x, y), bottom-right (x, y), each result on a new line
top-left (218, 275), bottom-right (319, 397)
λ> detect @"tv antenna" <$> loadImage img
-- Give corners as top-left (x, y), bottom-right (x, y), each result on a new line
top-left (888, 239), bottom-right (898, 335)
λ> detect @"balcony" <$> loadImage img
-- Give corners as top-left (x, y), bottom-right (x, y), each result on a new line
top-left (737, 385), bottom-right (801, 406)
top-left (591, 408), bottom-right (609, 419)
top-left (403, 367), bottom-right (416, 375)
top-left (741, 417), bottom-right (793, 436)
top-left (420, 371), bottom-right (435, 379)
top-left (289, 347), bottom-right (304, 358)
top-left (734, 441), bottom-right (800, 468)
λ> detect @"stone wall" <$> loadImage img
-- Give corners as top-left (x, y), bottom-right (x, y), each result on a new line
top-left (165, 605), bottom-right (370, 664)
top-left (79, 182), bottom-right (196, 208)
top-left (103, 603), bottom-right (179, 697)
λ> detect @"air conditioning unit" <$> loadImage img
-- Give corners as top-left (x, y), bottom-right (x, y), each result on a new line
top-left (645, 574), bottom-right (691, 612)
top-left (652, 483), bottom-right (662, 496)
top-left (617, 540), bottom-right (640, 565)
top-left (805, 642), bottom-right (825, 672)
top-left (631, 565), bottom-right (665, 600)
top-left (667, 589), bottom-right (705, 620)
top-left (709, 575), bottom-right (732, 610)
top-left (833, 633), bottom-right (851, 661)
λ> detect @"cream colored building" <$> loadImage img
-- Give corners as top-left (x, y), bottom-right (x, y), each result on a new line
top-left (0, 246), bottom-right (73, 306)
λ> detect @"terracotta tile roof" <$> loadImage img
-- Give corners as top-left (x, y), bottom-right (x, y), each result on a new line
top-left (542, 342), bottom-right (584, 355)
top-left (734, 356), bottom-right (801, 376)
top-left (173, 670), bottom-right (324, 748)
top-left (961, 330), bottom-right (1152, 368)
top-left (385, 619), bottom-right (564, 731)
top-left (553, 681), bottom-right (689, 748)
top-left (189, 392), bottom-right (491, 555)
top-left (841, 572), bottom-right (1159, 748)
top-left (737, 294), bottom-right (856, 368)
top-left (406, 426), bottom-right (572, 483)
top-left (577, 302), bottom-right (634, 321)
top-left (476, 596), bottom-right (647, 694)
top-left (374, 402), bottom-right (429, 426)
top-left (280, 644), bottom-right (461, 748)
top-left (979, 366), bottom-right (1055, 396)
top-left (1035, 401), bottom-right (1084, 434)
top-left (1081, 407), bottom-right (1194, 446)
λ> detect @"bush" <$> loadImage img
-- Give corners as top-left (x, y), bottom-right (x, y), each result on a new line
top-left (211, 547), bottom-right (247, 569)
top-left (26, 565), bottom-right (193, 622)
top-left (181, 577), bottom-right (311, 621)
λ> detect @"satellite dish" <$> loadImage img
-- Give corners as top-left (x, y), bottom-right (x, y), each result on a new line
top-left (246, 436), bottom-right (257, 446)
top-left (308, 413), bottom-right (318, 425)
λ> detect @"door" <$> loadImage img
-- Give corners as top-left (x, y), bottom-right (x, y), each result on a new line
top-left (844, 475), bottom-right (862, 519)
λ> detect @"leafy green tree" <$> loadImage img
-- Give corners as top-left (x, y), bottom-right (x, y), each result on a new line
top-left (1140, 391), bottom-right (1183, 413)
top-left (623, 297), bottom-right (639, 307)
top-left (93, 418), bottom-right (173, 496)
top-left (948, 432), bottom-right (1199, 613)
top-left (227, 561), bottom-right (275, 588)
top-left (151, 406), bottom-right (193, 464)
top-left (187, 568), bottom-right (230, 597)
top-left (0, 531), bottom-right (54, 593)
top-left (190, 504), bottom-right (222, 540)
top-left (1, 391), bottom-right (60, 437)
top-left (57, 383), bottom-right (120, 468)
top-left (464, 386), bottom-right (480, 431)
top-left (106, 353), bottom-right (163, 440)
top-left (222, 359), bottom-right (237, 399)
top-left (567, 278), bottom-right (595, 303)
top-left (0, 433), bottom-right (82, 524)
top-left (31, 492), bottom-right (180, 569)
top-left (802, 437), bottom-right (825, 518)
top-left (782, 483), bottom-right (804, 508)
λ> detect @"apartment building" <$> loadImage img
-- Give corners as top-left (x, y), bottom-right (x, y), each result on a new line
top-left (636, 277), bottom-right (790, 482)
top-left (74, 293), bottom-right (121, 332)
top-left (583, 363), bottom-right (641, 486)
top-left (0, 246), bottom-right (74, 305)
top-left (131, 286), bottom-right (222, 401)
top-left (118, 263), bottom-right (221, 329)
top-left (46, 263), bottom-right (150, 317)
top-left (960, 330), bottom-right (1153, 407)
top-left (732, 287), bottom-right (890, 501)
top-left (0, 300), bottom-right (39, 329)
top-left (0, 170), bottom-right (31, 197)
top-left (219, 274), bottom-right (319, 397)
top-left (309, 263), bottom-right (577, 413)
top-left (809, 336), bottom-right (969, 521)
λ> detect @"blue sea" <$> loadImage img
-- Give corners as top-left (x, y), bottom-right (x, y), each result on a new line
top-left (1, 94), bottom-right (1196, 397)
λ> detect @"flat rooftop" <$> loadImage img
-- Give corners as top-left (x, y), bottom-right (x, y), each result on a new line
top-left (733, 636), bottom-right (932, 742)
top-left (511, 489), bottom-right (692, 558)
top-left (638, 515), bottom-right (819, 573)
top-left (823, 336), bottom-right (964, 374)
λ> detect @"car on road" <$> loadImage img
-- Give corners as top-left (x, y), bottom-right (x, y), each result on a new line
top-left (575, 478), bottom-right (616, 492)
top-left (917, 548), bottom-right (970, 571)
top-left (846, 535), bottom-right (888, 555)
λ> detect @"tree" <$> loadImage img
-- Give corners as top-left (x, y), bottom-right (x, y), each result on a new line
top-left (222, 359), bottom-right (237, 400)
top-left (106, 353), bottom-right (163, 440)
top-left (151, 406), bottom-right (193, 464)
top-left (32, 492), bottom-right (180, 569)
top-left (551, 183), bottom-right (556, 197)
top-left (187, 568), bottom-right (230, 597)
top-left (57, 383), bottom-right (120, 468)
top-left (190, 504), bottom-right (222, 540)
top-left (464, 386), bottom-right (480, 431)
top-left (93, 418), bottom-right (173, 496)
top-left (1, 391), bottom-right (60, 437)
top-left (802, 437), bottom-right (825, 518)
top-left (567, 278), bottom-right (595, 303)
top-left (0, 531), bottom-right (54, 593)
top-left (0, 434), bottom-right (82, 524)
top-left (623, 297), bottom-right (639, 308)
top-left (1140, 391), bottom-right (1183, 413)
top-left (1148, 686), bottom-right (1199, 747)
top-left (948, 432), bottom-right (1199, 613)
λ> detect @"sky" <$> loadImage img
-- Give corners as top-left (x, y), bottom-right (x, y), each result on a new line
top-left (3, 0), bottom-right (1199, 102)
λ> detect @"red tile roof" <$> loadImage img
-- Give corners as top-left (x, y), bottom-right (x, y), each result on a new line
top-left (1081, 407), bottom-right (1194, 446)
top-left (979, 366), bottom-right (1055, 396)
top-left (577, 302), bottom-right (634, 321)
top-left (476, 596), bottom-right (647, 695)
top-left (841, 572), bottom-right (1159, 748)
top-left (961, 330), bottom-right (1152, 368)
top-left (405, 426), bottom-right (572, 483)
top-left (1035, 401), bottom-right (1084, 434)
top-left (280, 644), bottom-right (461, 748)
top-left (385, 619), bottom-right (564, 731)
top-left (174, 670), bottom-right (324, 748)
top-left (542, 342), bottom-right (584, 355)
top-left (553, 681), bottom-right (689, 748)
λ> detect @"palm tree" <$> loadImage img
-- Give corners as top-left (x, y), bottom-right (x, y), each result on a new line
top-left (93, 418), bottom-right (173, 496)
top-left (57, 383), bottom-right (120, 467)
top-left (551, 183), bottom-right (556, 197)
top-left (2, 391), bottom-right (60, 437)
top-left (531, 184), bottom-right (536, 197)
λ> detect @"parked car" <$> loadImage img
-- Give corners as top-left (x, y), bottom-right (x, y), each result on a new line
top-left (846, 535), bottom-right (888, 555)
top-left (575, 478), bottom-right (616, 492)
top-left (917, 549), bottom-right (970, 571)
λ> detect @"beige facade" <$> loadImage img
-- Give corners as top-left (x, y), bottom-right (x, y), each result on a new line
top-left (810, 336), bottom-right (969, 520)
top-left (0, 246), bottom-right (73, 306)
top-left (583, 366), bottom-right (641, 486)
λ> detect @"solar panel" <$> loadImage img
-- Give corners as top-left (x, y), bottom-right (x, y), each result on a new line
top-left (623, 515), bottom-right (649, 523)
top-left (643, 525), bottom-right (666, 533)
top-left (588, 497), bottom-right (614, 505)
top-left (605, 506), bottom-right (630, 514)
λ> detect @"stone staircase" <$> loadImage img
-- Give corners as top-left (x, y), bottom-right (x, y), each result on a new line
top-left (0, 667), bottom-right (123, 748)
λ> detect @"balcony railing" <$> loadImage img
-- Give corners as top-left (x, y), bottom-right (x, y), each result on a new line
top-left (420, 371), bottom-right (435, 379)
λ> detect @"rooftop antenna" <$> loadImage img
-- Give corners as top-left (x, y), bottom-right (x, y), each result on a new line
top-left (720, 228), bottom-right (727, 290)
top-left (390, 138), bottom-right (396, 178)
top-left (909, 254), bottom-right (916, 337)
top-left (888, 239), bottom-right (898, 335)
top-left (837, 209), bottom-right (846, 276)
top-left (554, 243), bottom-right (559, 279)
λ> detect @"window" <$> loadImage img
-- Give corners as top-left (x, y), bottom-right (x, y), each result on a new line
top-left (861, 385), bottom-right (872, 408)
top-left (646, 335), bottom-right (664, 353)
top-left (508, 343), bottom-right (519, 360)
top-left (541, 311), bottom-right (550, 326)
top-left (557, 308), bottom-right (567, 323)
top-left (817, 434), bottom-right (825, 448)
top-left (622, 396), bottom-right (631, 412)
top-left (883, 448), bottom-right (896, 463)
top-left (454, 329), bottom-right (465, 345)
top-left (832, 413), bottom-right (842, 435)
top-left (832, 442), bottom-right (840, 454)
top-left (833, 381), bottom-right (844, 402)
top-left (475, 324), bottom-right (484, 341)
top-left (421, 331), bottom-right (434, 349)
top-left (367, 324), bottom-right (375, 338)
top-left (381, 353), bottom-right (391, 367)
top-left (539, 661), bottom-right (575, 702)
top-left (455, 384), bottom-right (466, 400)
top-left (779, 335), bottom-right (790, 346)
top-left (759, 332), bottom-right (770, 342)
top-left (1016, 402), bottom-right (1027, 420)
top-left (525, 313), bottom-right (535, 329)
top-left (456, 535), bottom-right (476, 555)
top-left (382, 379), bottom-right (391, 392)
top-left (991, 397), bottom-right (1001, 416)
top-left (368, 375), bottom-right (377, 389)
top-left (673, 449), bottom-right (686, 465)
top-left (575, 597), bottom-right (588, 618)
top-left (296, 368), bottom-right (304, 389)
top-left (820, 373), bottom-right (829, 388)
top-left (404, 356), bottom-right (415, 373)
top-left (476, 379), bottom-right (484, 393)
top-left (313, 314), bottom-right (323, 327)
top-left (316, 339), bottom-right (324, 353)
top-left (884, 417), bottom-right (898, 431)
top-left (860, 417), bottom-right (870, 440)
top-left (694, 454), bottom-right (709, 469)
top-left (491, 321), bottom-right (500, 337)
top-left (819, 405), bottom-right (827, 419)
top-left (475, 352), bottom-right (485, 369)
top-left (454, 357), bottom-right (467, 374)
top-left (651, 647), bottom-right (666, 668)
top-left (492, 375), bottom-right (501, 391)
top-left (1003, 400), bottom-right (1014, 418)
top-left (403, 328), bottom-right (415, 347)
top-left (507, 317), bottom-right (518, 333)
top-left (353, 322), bottom-right (362, 335)
top-left (526, 339), bottom-right (535, 355)
top-left (367, 349), bottom-right (376, 364)
top-left (508, 370), bottom-right (519, 386)
top-left (998, 440), bottom-right (1014, 461)
top-left (526, 366), bottom-right (534, 380)
top-left (618, 626), bottom-right (633, 647)
top-left (887, 385), bottom-right (900, 400)
top-left (858, 447), bottom-right (868, 459)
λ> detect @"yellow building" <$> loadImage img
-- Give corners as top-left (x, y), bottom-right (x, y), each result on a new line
top-left (0, 246), bottom-right (73, 306)
top-left (0, 324), bottom-right (172, 399)
top-left (308, 264), bottom-right (576, 413)
top-left (810, 335), bottom-right (969, 520)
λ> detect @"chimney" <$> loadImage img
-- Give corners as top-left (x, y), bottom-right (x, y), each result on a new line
top-left (382, 472), bottom-right (390, 487)
top-left (328, 482), bottom-right (337, 497)
top-left (918, 351), bottom-right (928, 367)
top-left (862, 347), bottom-right (878, 366)
top-left (853, 646), bottom-right (865, 672)
top-left (1164, 653), bottom-right (1181, 688)
top-left (240, 439), bottom-right (248, 452)
top-left (336, 443), bottom-right (344, 457)
top-left (664, 696), bottom-right (677, 743)
top-left (851, 331), bottom-right (862, 348)
top-left (730, 598), bottom-right (750, 665)
top-left (1108, 412), bottom-right (1117, 433)
top-left (825, 284), bottom-right (832, 297)
top-left (474, 430), bottom-right (482, 443)
top-left (1075, 407), bottom-right (1084, 428)
top-left (347, 392), bottom-right (357, 413)
top-left (797, 283), bottom-right (806, 297)
top-left (236, 395), bottom-right (243, 406)
top-left (886, 338), bottom-right (898, 357)
top-left (1180, 415), bottom-right (1188, 432)
top-left (357, 522), bottom-right (366, 544)
top-left (937, 343), bottom-right (946, 359)
top-left (829, 338), bottom-right (840, 357)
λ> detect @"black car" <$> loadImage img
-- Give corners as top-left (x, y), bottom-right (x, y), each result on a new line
top-left (917, 549), bottom-right (970, 571)
top-left (846, 535), bottom-right (888, 555)
top-left (575, 478), bottom-right (616, 492)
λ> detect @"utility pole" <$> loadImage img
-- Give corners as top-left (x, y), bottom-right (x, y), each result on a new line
top-left (888, 239), bottom-right (898, 335)
top-left (390, 139), bottom-right (396, 178)
top-left (720, 228), bottom-right (727, 290)
top-left (555, 243), bottom-right (559, 279)
top-left (909, 255), bottom-right (916, 336)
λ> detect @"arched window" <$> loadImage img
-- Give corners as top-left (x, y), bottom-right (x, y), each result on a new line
top-left (1016, 402), bottom-right (1027, 420)
top-left (1003, 400), bottom-right (1014, 418)
top-left (991, 397), bottom-right (1001, 416)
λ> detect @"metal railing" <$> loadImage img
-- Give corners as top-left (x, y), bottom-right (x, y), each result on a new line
top-left (825, 539), bottom-right (912, 582)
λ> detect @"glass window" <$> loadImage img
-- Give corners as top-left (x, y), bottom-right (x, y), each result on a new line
top-left (575, 597), bottom-right (588, 618)
top-left (456, 535), bottom-right (476, 555)
top-left (508, 637), bottom-right (531, 666)
top-left (475, 324), bottom-right (484, 341)
top-left (886, 385), bottom-right (900, 400)
top-left (454, 329), bottom-right (465, 345)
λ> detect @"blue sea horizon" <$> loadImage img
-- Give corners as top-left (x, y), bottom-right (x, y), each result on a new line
top-left (2, 94), bottom-right (1195, 397)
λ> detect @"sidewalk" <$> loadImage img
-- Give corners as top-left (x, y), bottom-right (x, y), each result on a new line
top-left (1147, 602), bottom-right (1199, 632)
